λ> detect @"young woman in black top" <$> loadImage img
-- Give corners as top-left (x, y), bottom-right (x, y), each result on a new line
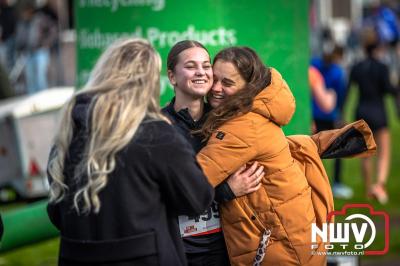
top-left (164, 40), bottom-right (264, 266)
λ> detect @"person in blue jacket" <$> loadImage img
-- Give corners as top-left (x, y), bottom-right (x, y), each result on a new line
top-left (311, 42), bottom-right (353, 199)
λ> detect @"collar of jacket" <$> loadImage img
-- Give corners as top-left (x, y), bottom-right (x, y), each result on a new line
top-left (72, 93), bottom-right (94, 132)
top-left (164, 97), bottom-right (212, 129)
top-left (251, 68), bottom-right (296, 127)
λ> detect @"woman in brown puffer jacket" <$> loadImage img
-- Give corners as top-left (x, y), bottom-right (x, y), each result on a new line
top-left (197, 47), bottom-right (375, 266)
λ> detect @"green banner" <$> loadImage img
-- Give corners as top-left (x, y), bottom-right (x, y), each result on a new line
top-left (75, 0), bottom-right (310, 134)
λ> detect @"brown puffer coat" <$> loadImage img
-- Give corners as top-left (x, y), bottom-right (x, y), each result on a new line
top-left (197, 68), bottom-right (376, 266)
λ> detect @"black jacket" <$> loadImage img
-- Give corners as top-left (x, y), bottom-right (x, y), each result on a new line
top-left (47, 94), bottom-right (214, 265)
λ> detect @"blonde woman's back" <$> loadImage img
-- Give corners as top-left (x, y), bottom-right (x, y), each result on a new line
top-left (46, 38), bottom-right (214, 265)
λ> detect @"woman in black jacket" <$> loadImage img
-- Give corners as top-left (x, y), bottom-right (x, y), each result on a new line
top-left (348, 28), bottom-right (399, 204)
top-left (47, 38), bottom-right (214, 266)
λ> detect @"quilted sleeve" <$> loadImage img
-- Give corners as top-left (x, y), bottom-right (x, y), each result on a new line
top-left (197, 126), bottom-right (257, 187)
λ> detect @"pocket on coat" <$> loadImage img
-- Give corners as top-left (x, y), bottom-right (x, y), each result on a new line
top-left (220, 197), bottom-right (247, 224)
top-left (222, 219), bottom-right (261, 258)
top-left (246, 190), bottom-right (286, 242)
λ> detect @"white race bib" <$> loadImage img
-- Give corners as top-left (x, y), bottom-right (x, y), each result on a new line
top-left (179, 201), bottom-right (221, 237)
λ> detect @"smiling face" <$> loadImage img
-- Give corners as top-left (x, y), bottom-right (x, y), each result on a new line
top-left (208, 60), bottom-right (246, 108)
top-left (168, 47), bottom-right (213, 99)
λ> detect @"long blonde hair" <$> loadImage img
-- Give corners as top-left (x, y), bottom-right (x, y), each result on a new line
top-left (48, 38), bottom-right (164, 214)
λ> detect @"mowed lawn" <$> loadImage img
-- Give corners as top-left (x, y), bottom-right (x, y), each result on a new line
top-left (1, 89), bottom-right (399, 265)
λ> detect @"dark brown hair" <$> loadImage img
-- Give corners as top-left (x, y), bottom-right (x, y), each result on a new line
top-left (322, 41), bottom-right (344, 64)
top-left (201, 47), bottom-right (271, 139)
top-left (361, 27), bottom-right (380, 56)
top-left (167, 40), bottom-right (208, 71)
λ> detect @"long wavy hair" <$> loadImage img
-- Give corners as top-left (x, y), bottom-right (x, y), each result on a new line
top-left (48, 38), bottom-right (164, 214)
top-left (201, 47), bottom-right (271, 139)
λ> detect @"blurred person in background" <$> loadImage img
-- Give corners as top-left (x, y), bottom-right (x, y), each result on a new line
top-left (0, 0), bottom-right (17, 72)
top-left (47, 38), bottom-right (214, 265)
top-left (364, 2), bottom-right (400, 83)
top-left (38, 0), bottom-right (64, 86)
top-left (309, 65), bottom-right (337, 113)
top-left (311, 41), bottom-right (352, 199)
top-left (0, 62), bottom-right (13, 99)
top-left (15, 2), bottom-right (57, 94)
top-left (348, 27), bottom-right (399, 204)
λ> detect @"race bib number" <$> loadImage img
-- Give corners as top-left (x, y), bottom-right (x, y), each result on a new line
top-left (179, 201), bottom-right (221, 237)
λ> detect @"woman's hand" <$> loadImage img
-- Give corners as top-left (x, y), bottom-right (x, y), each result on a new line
top-left (227, 162), bottom-right (264, 197)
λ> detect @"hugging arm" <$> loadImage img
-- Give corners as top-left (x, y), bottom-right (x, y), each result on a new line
top-left (156, 130), bottom-right (214, 216)
top-left (215, 162), bottom-right (264, 202)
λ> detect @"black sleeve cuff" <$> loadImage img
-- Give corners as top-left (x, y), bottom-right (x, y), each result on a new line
top-left (214, 181), bottom-right (236, 203)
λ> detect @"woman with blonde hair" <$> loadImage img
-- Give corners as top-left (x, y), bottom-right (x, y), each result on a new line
top-left (47, 38), bottom-right (214, 266)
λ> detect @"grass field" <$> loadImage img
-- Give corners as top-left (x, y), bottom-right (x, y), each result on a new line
top-left (0, 89), bottom-right (399, 265)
